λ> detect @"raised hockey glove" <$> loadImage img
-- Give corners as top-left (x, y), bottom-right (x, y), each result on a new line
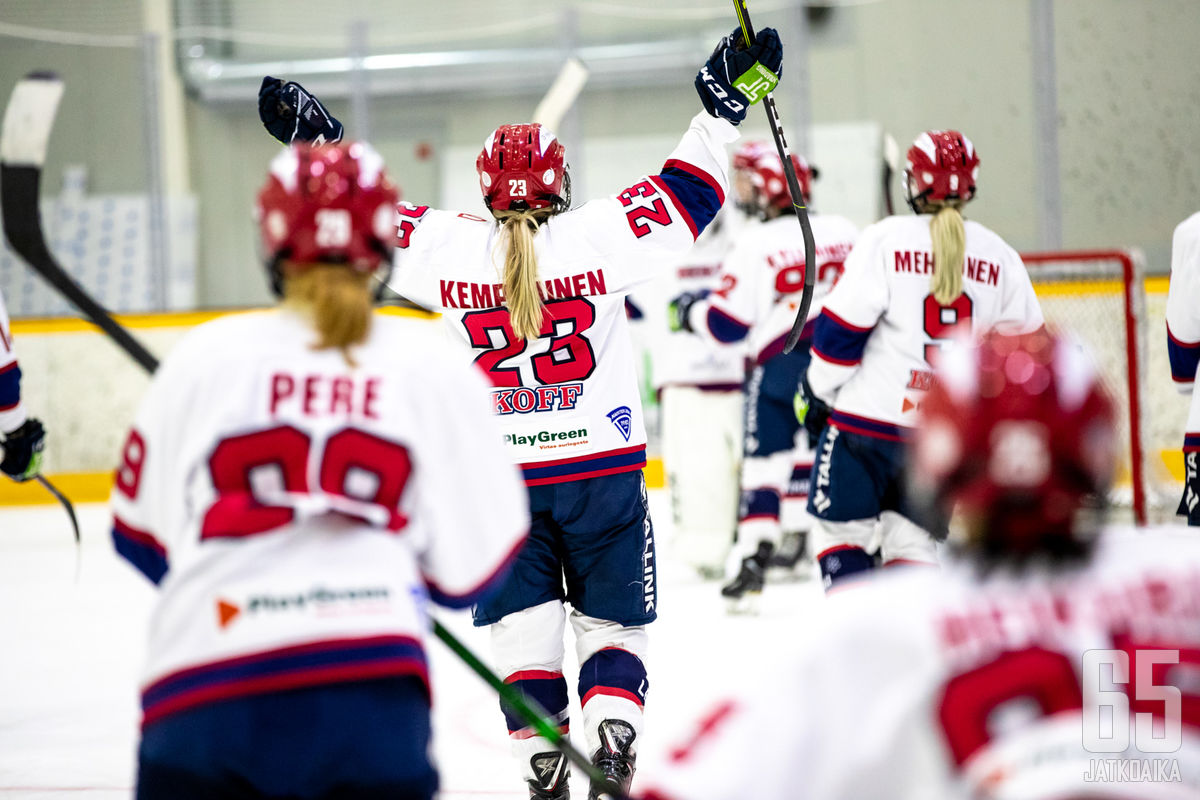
top-left (668, 289), bottom-right (710, 333)
top-left (695, 27), bottom-right (783, 125)
top-left (1, 417), bottom-right (46, 482)
top-left (259, 76), bottom-right (344, 145)
top-left (794, 374), bottom-right (831, 449)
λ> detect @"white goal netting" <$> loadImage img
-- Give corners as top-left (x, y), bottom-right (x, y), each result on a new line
top-left (1023, 250), bottom-right (1185, 523)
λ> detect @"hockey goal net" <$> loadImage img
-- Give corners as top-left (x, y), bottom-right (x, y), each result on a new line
top-left (1022, 249), bottom-right (1181, 524)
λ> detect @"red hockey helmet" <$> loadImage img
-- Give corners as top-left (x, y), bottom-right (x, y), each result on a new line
top-left (731, 139), bottom-right (774, 171)
top-left (476, 123), bottom-right (569, 213)
top-left (256, 141), bottom-right (400, 294)
top-left (904, 130), bottom-right (979, 210)
top-left (732, 143), bottom-right (814, 215)
top-left (912, 329), bottom-right (1116, 561)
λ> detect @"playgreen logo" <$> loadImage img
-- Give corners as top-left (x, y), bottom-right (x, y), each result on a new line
top-left (734, 63), bottom-right (779, 104)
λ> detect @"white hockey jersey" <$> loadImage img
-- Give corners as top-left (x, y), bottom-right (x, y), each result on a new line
top-left (0, 288), bottom-right (26, 434)
top-left (645, 207), bottom-right (748, 391)
top-left (806, 215), bottom-right (1043, 439)
top-left (640, 528), bottom-right (1200, 800)
top-left (389, 111), bottom-right (737, 485)
top-left (110, 310), bottom-right (528, 727)
top-left (1167, 210), bottom-right (1200, 451)
top-left (689, 212), bottom-right (859, 364)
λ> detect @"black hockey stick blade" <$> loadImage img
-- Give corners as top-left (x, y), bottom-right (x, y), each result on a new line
top-left (36, 475), bottom-right (80, 543)
top-left (1, 71), bottom-right (160, 374)
top-left (730, 0), bottom-right (817, 354)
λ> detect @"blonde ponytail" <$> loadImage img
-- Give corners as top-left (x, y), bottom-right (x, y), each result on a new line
top-left (929, 204), bottom-right (966, 305)
top-left (493, 209), bottom-right (550, 341)
top-left (283, 264), bottom-right (373, 366)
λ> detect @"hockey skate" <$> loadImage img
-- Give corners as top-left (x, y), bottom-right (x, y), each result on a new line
top-left (587, 719), bottom-right (636, 800)
top-left (768, 531), bottom-right (815, 582)
top-left (721, 541), bottom-right (773, 613)
top-left (528, 751), bottom-right (570, 799)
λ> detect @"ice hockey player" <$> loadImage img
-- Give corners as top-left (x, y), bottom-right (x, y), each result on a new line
top-left (0, 288), bottom-right (45, 483)
top-left (258, 26), bottom-right (783, 800)
top-left (110, 142), bottom-right (529, 800)
top-left (649, 198), bottom-right (749, 579)
top-left (637, 329), bottom-right (1200, 800)
top-left (798, 130), bottom-right (1043, 589)
top-left (1167, 209), bottom-right (1200, 525)
top-left (671, 145), bottom-right (858, 606)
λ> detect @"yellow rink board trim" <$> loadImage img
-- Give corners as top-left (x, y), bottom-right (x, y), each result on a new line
top-left (0, 458), bottom-right (670, 506)
top-left (8, 275), bottom-right (1168, 335)
top-left (9, 305), bottom-right (436, 335)
top-left (0, 454), bottom-right (1175, 506)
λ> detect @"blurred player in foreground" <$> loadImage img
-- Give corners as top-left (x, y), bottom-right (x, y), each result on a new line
top-left (638, 329), bottom-right (1200, 800)
top-left (798, 130), bottom-right (1043, 589)
top-left (672, 144), bottom-right (857, 606)
top-left (259, 25), bottom-right (782, 800)
top-left (1167, 209), bottom-right (1200, 526)
top-left (110, 142), bottom-right (528, 800)
top-left (0, 287), bottom-right (46, 483)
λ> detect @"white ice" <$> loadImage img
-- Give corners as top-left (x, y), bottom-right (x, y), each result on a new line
top-left (0, 493), bottom-right (824, 799)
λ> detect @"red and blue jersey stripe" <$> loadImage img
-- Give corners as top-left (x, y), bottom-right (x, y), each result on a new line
top-left (812, 309), bottom-right (873, 367)
top-left (1168, 323), bottom-right (1200, 384)
top-left (112, 515), bottom-right (169, 585)
top-left (705, 306), bottom-right (751, 344)
top-left (521, 444), bottom-right (646, 486)
top-left (830, 410), bottom-right (906, 442)
top-left (141, 635), bottom-right (429, 728)
top-left (655, 159), bottom-right (725, 240)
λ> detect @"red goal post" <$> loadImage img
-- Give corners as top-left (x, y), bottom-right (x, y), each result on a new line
top-left (1020, 249), bottom-right (1158, 524)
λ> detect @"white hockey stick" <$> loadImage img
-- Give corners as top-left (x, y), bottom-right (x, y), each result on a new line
top-left (532, 57), bottom-right (589, 132)
top-left (882, 131), bottom-right (899, 217)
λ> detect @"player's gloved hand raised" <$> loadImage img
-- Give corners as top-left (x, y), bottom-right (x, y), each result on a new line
top-left (695, 27), bottom-right (783, 125)
top-left (259, 76), bottom-right (344, 145)
top-left (668, 289), bottom-right (710, 333)
top-left (1, 418), bottom-right (46, 482)
top-left (794, 375), bottom-right (831, 449)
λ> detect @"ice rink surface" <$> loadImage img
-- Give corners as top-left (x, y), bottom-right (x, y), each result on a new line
top-left (0, 493), bottom-right (825, 799)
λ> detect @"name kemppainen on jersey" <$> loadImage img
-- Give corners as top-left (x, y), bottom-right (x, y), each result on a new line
top-left (439, 269), bottom-right (609, 310)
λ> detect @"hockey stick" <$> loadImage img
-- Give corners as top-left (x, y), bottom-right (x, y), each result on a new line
top-left (36, 474), bottom-right (80, 543)
top-left (432, 622), bottom-right (623, 795)
top-left (730, 0), bottom-right (817, 355)
top-left (532, 57), bottom-right (590, 132)
top-left (882, 132), bottom-right (899, 217)
top-left (4, 70), bottom-right (619, 798)
top-left (1, 72), bottom-right (159, 374)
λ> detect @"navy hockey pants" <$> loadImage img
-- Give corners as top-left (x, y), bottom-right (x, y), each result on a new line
top-left (136, 677), bottom-right (436, 800)
top-left (472, 469), bottom-right (657, 627)
top-left (744, 343), bottom-right (812, 458)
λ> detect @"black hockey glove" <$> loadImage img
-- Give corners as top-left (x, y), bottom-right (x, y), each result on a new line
top-left (794, 374), bottom-right (831, 449)
top-left (668, 289), bottom-right (710, 333)
top-left (259, 76), bottom-right (344, 145)
top-left (1, 417), bottom-right (45, 482)
top-left (695, 27), bottom-right (783, 125)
